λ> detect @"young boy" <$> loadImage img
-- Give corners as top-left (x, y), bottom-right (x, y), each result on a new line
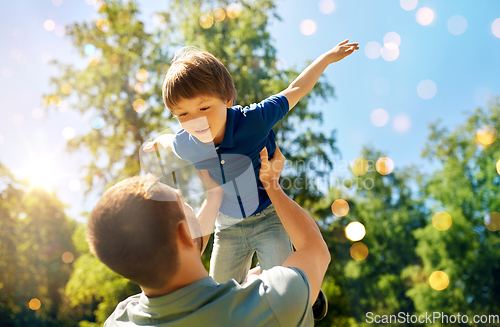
top-left (144, 40), bottom-right (358, 285)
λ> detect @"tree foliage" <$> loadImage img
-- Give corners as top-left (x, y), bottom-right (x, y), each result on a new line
top-left (0, 164), bottom-right (77, 326)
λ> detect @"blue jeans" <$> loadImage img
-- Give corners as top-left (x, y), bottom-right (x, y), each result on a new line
top-left (209, 204), bottom-right (293, 284)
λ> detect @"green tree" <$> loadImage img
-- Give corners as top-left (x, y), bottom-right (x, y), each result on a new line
top-left (0, 163), bottom-right (77, 326)
top-left (405, 97), bottom-right (500, 326)
top-left (312, 148), bottom-right (427, 327)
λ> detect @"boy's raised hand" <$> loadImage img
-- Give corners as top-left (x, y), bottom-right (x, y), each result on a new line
top-left (326, 39), bottom-right (359, 63)
top-left (143, 134), bottom-right (175, 152)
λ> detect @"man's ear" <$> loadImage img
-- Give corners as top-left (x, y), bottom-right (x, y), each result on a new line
top-left (176, 220), bottom-right (196, 249)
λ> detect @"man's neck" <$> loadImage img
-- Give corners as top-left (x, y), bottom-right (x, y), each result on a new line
top-left (142, 255), bottom-right (209, 298)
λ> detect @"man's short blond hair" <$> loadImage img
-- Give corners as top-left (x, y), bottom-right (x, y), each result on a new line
top-left (162, 47), bottom-right (237, 112)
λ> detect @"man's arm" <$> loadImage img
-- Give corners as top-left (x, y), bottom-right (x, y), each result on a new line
top-left (259, 146), bottom-right (330, 301)
top-left (279, 39), bottom-right (359, 110)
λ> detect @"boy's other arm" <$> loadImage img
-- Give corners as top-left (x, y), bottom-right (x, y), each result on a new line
top-left (196, 170), bottom-right (224, 254)
top-left (279, 39), bottom-right (359, 110)
top-left (143, 134), bottom-right (175, 152)
top-left (259, 146), bottom-right (330, 302)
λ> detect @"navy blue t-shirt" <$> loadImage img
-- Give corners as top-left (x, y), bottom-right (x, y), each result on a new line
top-left (172, 94), bottom-right (289, 218)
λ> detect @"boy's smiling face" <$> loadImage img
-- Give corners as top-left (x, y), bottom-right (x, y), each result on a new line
top-left (171, 95), bottom-right (231, 144)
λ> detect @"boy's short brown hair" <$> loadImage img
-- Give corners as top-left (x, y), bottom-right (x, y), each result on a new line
top-left (162, 47), bottom-right (237, 112)
top-left (86, 175), bottom-right (185, 289)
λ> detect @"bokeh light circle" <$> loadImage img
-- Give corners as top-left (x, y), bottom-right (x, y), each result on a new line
top-left (351, 158), bottom-right (369, 176)
top-left (370, 108), bottom-right (390, 127)
top-left (226, 3), bottom-right (243, 19)
top-left (91, 116), bottom-right (105, 130)
top-left (364, 41), bottom-right (382, 59)
top-left (417, 79), bottom-right (437, 99)
top-left (429, 271), bottom-right (449, 290)
top-left (84, 44), bottom-right (96, 56)
top-left (134, 83), bottom-right (146, 94)
top-left (381, 45), bottom-right (400, 61)
top-left (319, 0), bottom-right (335, 14)
top-left (393, 114), bottom-right (411, 133)
top-left (62, 127), bottom-right (75, 140)
top-left (331, 199), bottom-right (349, 217)
top-left (400, 0), bottom-right (418, 11)
top-left (118, 11), bottom-right (131, 24)
top-left (350, 242), bottom-right (369, 261)
top-left (61, 83), bottom-right (73, 95)
top-left (68, 179), bottom-right (81, 191)
top-left (32, 108), bottom-right (43, 119)
top-left (89, 55), bottom-right (100, 66)
top-left (212, 8), bottom-right (226, 22)
top-left (109, 54), bottom-right (121, 66)
top-left (432, 211), bottom-right (452, 231)
top-left (133, 99), bottom-right (147, 113)
top-left (94, 0), bottom-right (106, 12)
top-left (345, 222), bottom-right (366, 241)
top-left (62, 251), bottom-right (75, 263)
top-left (29, 298), bottom-right (41, 310)
top-left (383, 32), bottom-right (401, 50)
top-left (484, 212), bottom-right (500, 232)
top-left (136, 69), bottom-right (149, 82)
top-left (376, 157), bottom-right (394, 175)
top-left (97, 19), bottom-right (110, 32)
top-left (300, 19), bottom-right (317, 36)
top-left (199, 14), bottom-right (214, 29)
top-left (416, 7), bottom-right (435, 26)
top-left (447, 15), bottom-right (467, 35)
top-left (333, 226), bottom-right (348, 243)
top-left (44, 20), bottom-right (56, 31)
top-left (492, 18), bottom-right (500, 38)
top-left (496, 159), bottom-right (500, 175)
top-left (476, 125), bottom-right (498, 145)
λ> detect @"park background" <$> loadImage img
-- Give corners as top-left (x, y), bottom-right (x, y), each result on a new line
top-left (1, 0), bottom-right (500, 325)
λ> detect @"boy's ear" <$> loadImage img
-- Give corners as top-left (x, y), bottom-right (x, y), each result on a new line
top-left (226, 98), bottom-right (233, 108)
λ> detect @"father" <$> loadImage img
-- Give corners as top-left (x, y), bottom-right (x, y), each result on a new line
top-left (86, 146), bottom-right (330, 326)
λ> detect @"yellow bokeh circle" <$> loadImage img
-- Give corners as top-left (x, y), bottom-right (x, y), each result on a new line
top-left (432, 211), bottom-right (452, 231)
top-left (133, 99), bottom-right (147, 113)
top-left (331, 199), bottom-right (349, 217)
top-left (136, 68), bottom-right (149, 82)
top-left (484, 212), bottom-right (500, 232)
top-left (496, 159), bottom-right (500, 175)
top-left (212, 8), bottom-right (226, 22)
top-left (62, 251), bottom-right (74, 264)
top-left (109, 54), bottom-right (121, 66)
top-left (29, 298), bottom-right (41, 310)
top-left (61, 83), bottom-right (73, 95)
top-left (199, 14), bottom-right (214, 29)
top-left (351, 158), bottom-right (368, 176)
top-left (376, 157), bottom-right (394, 175)
top-left (350, 242), bottom-right (369, 261)
top-left (476, 124), bottom-right (498, 145)
top-left (429, 271), bottom-right (449, 291)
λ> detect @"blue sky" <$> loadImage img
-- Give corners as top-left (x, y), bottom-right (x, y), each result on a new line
top-left (1, 0), bottom-right (499, 221)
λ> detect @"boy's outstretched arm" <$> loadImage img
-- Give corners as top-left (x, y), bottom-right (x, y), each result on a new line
top-left (280, 39), bottom-right (359, 110)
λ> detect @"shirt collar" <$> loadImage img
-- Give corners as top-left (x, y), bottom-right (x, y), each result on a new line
top-left (139, 277), bottom-right (218, 309)
top-left (216, 108), bottom-right (235, 148)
